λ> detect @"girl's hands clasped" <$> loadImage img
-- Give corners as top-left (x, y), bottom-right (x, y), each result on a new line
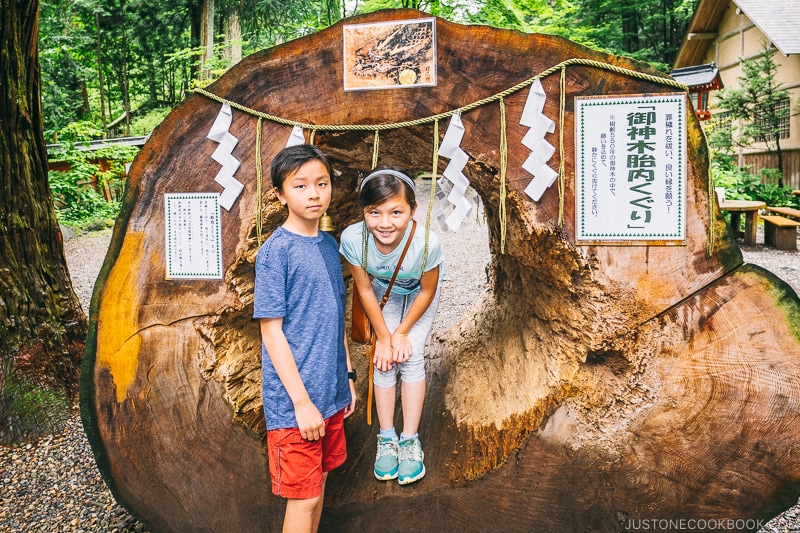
top-left (373, 333), bottom-right (413, 370)
top-left (374, 337), bottom-right (394, 372)
top-left (391, 332), bottom-right (413, 363)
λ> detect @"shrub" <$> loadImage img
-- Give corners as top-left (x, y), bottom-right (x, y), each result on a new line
top-left (130, 106), bottom-right (171, 135)
top-left (0, 372), bottom-right (70, 445)
top-left (48, 122), bottom-right (139, 229)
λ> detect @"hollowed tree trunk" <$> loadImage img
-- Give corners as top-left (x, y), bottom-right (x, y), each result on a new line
top-left (80, 9), bottom-right (800, 532)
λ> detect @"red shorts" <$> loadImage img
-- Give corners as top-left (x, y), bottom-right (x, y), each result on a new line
top-left (266, 409), bottom-right (347, 499)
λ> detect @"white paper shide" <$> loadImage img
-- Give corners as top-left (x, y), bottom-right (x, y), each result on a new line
top-left (520, 78), bottom-right (558, 202)
top-left (436, 114), bottom-right (478, 232)
top-left (207, 103), bottom-right (244, 210)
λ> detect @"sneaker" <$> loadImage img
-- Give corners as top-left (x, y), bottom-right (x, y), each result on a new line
top-left (374, 435), bottom-right (399, 480)
top-left (397, 437), bottom-right (426, 485)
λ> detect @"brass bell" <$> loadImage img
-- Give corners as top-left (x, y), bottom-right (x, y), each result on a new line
top-left (319, 212), bottom-right (334, 232)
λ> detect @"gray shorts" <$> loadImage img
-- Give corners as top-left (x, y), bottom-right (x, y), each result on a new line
top-left (372, 278), bottom-right (441, 388)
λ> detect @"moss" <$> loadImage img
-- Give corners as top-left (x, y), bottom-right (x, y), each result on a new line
top-left (743, 264), bottom-right (800, 344)
top-left (0, 374), bottom-right (70, 445)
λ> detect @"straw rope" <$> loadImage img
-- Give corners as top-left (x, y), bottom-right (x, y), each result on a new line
top-left (194, 58), bottom-right (686, 133)
top-left (255, 117), bottom-right (264, 245)
top-left (558, 67), bottom-right (567, 227)
top-left (499, 98), bottom-right (508, 254)
top-left (198, 57), bottom-right (696, 252)
top-left (706, 139), bottom-right (716, 256)
top-left (421, 118), bottom-right (440, 271)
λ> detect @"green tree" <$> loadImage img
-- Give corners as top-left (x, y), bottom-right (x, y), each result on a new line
top-left (1, 0), bottom-right (87, 442)
top-left (715, 45), bottom-right (792, 188)
top-left (36, 0), bottom-right (700, 136)
top-left (39, 0), bottom-right (95, 134)
top-left (567, 0), bottom-right (695, 70)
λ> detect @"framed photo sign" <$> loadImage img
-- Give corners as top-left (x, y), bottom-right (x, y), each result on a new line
top-left (343, 18), bottom-right (436, 91)
top-left (575, 93), bottom-right (686, 245)
top-left (164, 193), bottom-right (223, 279)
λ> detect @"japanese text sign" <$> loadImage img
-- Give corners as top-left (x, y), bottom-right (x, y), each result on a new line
top-left (575, 94), bottom-right (686, 245)
top-left (165, 193), bottom-right (223, 279)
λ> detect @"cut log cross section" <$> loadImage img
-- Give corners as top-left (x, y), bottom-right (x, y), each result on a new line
top-left (80, 9), bottom-right (800, 532)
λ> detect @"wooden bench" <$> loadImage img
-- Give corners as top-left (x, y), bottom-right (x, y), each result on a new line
top-left (760, 215), bottom-right (800, 251)
top-left (766, 206), bottom-right (800, 221)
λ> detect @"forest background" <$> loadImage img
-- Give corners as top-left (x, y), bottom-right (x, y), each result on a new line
top-left (41, 0), bottom-right (703, 227)
top-left (42, 0), bottom-right (697, 138)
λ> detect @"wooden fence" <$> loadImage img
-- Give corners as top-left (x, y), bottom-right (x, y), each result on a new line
top-left (743, 149), bottom-right (800, 189)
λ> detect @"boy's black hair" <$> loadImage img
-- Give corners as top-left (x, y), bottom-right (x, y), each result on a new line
top-left (359, 167), bottom-right (417, 211)
top-left (270, 144), bottom-right (334, 192)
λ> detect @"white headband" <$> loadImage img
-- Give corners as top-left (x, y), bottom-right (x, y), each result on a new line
top-left (360, 169), bottom-right (415, 191)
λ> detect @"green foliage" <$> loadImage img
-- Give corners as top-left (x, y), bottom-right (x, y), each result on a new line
top-left (462, 0), bottom-right (525, 29)
top-left (710, 158), bottom-right (798, 207)
top-left (130, 106), bottom-right (171, 135)
top-left (544, 0), bottom-right (695, 68)
top-left (49, 166), bottom-right (119, 228)
top-left (57, 120), bottom-right (104, 143)
top-left (0, 373), bottom-right (70, 446)
top-left (744, 179), bottom-right (799, 208)
top-left (165, 38), bottom-right (248, 90)
top-left (705, 113), bottom-right (797, 208)
top-left (48, 123), bottom-right (138, 228)
top-left (758, 167), bottom-right (783, 186)
top-left (710, 160), bottom-right (760, 201)
top-left (713, 44), bottom-right (791, 187)
top-left (715, 46), bottom-right (789, 149)
top-left (38, 0), bottom-right (699, 136)
top-left (38, 1), bottom-right (95, 133)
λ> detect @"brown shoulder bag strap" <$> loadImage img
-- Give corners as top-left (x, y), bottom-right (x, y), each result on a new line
top-left (378, 219), bottom-right (417, 309)
top-left (366, 219), bottom-right (417, 425)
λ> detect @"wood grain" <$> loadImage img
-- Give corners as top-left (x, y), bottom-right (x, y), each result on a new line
top-left (80, 9), bottom-right (800, 532)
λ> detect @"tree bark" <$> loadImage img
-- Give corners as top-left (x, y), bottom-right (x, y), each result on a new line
top-left (96, 10), bottom-right (107, 136)
top-left (0, 0), bottom-right (87, 401)
top-left (199, 0), bottom-right (215, 81)
top-left (222, 13), bottom-right (241, 67)
top-left (81, 9), bottom-right (800, 532)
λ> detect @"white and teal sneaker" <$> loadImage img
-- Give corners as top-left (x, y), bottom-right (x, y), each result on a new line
top-left (397, 437), bottom-right (425, 485)
top-left (374, 435), bottom-right (399, 480)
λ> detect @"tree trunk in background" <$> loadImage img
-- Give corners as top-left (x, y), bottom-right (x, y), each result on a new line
top-left (96, 10), bottom-right (107, 136)
top-left (199, 0), bottom-right (215, 81)
top-left (81, 10), bottom-right (800, 532)
top-left (222, 13), bottom-right (241, 67)
top-left (187, 0), bottom-right (202, 81)
top-left (119, 0), bottom-right (131, 136)
top-left (0, 0), bottom-right (87, 412)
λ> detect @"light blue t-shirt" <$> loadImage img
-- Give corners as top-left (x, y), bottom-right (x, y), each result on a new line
top-left (339, 221), bottom-right (445, 295)
top-left (253, 227), bottom-right (351, 430)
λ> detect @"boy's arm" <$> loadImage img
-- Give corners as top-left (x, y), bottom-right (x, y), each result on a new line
top-left (259, 317), bottom-right (325, 441)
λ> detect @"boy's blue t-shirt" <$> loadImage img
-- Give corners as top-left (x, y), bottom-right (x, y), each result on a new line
top-left (253, 227), bottom-right (351, 430)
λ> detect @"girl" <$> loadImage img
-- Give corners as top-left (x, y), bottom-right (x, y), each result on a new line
top-left (340, 168), bottom-right (444, 485)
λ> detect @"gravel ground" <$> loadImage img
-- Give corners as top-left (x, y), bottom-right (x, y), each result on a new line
top-left (1, 189), bottom-right (798, 531)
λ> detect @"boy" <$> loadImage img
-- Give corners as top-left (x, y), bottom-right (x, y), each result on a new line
top-left (253, 144), bottom-right (356, 532)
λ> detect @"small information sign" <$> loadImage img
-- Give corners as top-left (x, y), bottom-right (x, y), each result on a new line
top-left (164, 193), bottom-right (223, 279)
